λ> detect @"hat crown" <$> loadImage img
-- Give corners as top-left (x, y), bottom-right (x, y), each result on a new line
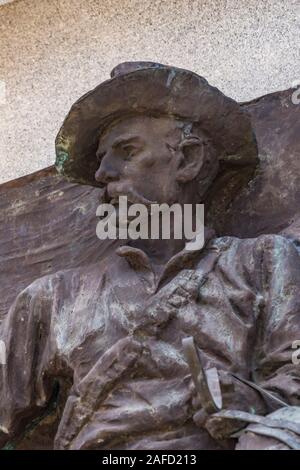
top-left (110, 61), bottom-right (166, 78)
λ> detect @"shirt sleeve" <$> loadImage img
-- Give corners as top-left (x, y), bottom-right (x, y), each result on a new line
top-left (253, 235), bottom-right (300, 407)
top-left (0, 276), bottom-right (56, 442)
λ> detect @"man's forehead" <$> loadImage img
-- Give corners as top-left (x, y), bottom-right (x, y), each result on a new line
top-left (98, 114), bottom-right (184, 149)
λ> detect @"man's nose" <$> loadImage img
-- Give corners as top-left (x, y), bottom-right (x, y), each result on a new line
top-left (95, 155), bottom-right (120, 185)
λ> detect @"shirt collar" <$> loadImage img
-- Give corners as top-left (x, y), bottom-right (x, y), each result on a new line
top-left (115, 227), bottom-right (216, 292)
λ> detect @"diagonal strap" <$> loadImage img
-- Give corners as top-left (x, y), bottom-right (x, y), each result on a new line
top-left (213, 409), bottom-right (300, 437)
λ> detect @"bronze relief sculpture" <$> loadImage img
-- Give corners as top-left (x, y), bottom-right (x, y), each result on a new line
top-left (1, 62), bottom-right (300, 450)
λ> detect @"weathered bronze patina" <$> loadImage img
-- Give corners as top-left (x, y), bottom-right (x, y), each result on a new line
top-left (1, 62), bottom-right (300, 450)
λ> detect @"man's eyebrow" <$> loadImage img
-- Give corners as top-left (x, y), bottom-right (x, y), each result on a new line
top-left (97, 135), bottom-right (142, 158)
top-left (112, 135), bottom-right (142, 148)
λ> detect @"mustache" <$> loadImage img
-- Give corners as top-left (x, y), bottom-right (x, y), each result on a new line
top-left (100, 183), bottom-right (157, 206)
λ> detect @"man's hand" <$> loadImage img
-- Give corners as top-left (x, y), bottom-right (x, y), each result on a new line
top-left (193, 407), bottom-right (245, 440)
top-left (54, 336), bottom-right (143, 449)
top-left (190, 370), bottom-right (266, 440)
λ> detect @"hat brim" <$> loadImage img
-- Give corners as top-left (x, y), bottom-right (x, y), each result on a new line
top-left (55, 65), bottom-right (258, 187)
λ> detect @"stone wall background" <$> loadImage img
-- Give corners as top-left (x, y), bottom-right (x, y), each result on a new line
top-left (0, 0), bottom-right (299, 184)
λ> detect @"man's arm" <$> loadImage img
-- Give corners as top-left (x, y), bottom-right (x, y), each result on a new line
top-left (193, 235), bottom-right (300, 442)
top-left (0, 277), bottom-right (55, 444)
top-left (253, 235), bottom-right (300, 405)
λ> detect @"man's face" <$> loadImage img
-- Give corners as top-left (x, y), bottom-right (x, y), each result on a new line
top-left (95, 115), bottom-right (185, 206)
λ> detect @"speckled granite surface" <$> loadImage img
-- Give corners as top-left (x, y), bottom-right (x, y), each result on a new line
top-left (0, 0), bottom-right (299, 183)
top-left (0, 1), bottom-right (14, 6)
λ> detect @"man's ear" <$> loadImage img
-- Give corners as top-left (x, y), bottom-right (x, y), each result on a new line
top-left (175, 137), bottom-right (205, 183)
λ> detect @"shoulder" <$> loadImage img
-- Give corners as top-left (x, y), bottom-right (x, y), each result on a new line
top-left (210, 233), bottom-right (298, 254)
top-left (12, 259), bottom-right (110, 307)
top-left (249, 234), bottom-right (299, 260)
top-left (207, 234), bottom-right (300, 271)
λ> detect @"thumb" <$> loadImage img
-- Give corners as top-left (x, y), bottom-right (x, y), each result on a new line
top-left (193, 408), bottom-right (208, 427)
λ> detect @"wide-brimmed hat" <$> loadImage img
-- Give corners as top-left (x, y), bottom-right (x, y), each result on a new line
top-left (55, 61), bottom-right (258, 192)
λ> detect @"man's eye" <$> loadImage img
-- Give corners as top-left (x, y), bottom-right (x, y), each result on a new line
top-left (123, 145), bottom-right (138, 158)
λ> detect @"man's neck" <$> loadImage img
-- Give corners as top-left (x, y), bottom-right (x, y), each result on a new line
top-left (127, 237), bottom-right (186, 265)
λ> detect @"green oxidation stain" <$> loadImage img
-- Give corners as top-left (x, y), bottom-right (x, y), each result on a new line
top-left (55, 150), bottom-right (69, 173)
top-left (3, 442), bottom-right (15, 450)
